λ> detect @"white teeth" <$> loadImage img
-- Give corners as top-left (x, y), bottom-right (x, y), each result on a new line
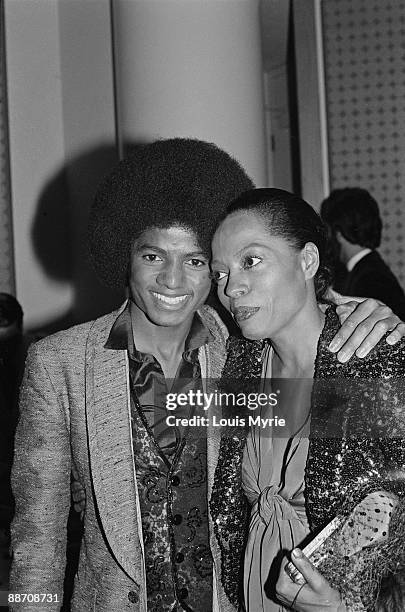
top-left (152, 292), bottom-right (188, 304)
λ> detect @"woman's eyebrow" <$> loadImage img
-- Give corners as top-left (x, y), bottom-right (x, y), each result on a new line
top-left (212, 242), bottom-right (268, 264)
top-left (235, 242), bottom-right (268, 255)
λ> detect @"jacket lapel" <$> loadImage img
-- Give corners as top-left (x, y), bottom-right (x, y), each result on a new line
top-left (198, 308), bottom-right (243, 611)
top-left (197, 307), bottom-right (229, 502)
top-left (85, 305), bottom-right (144, 585)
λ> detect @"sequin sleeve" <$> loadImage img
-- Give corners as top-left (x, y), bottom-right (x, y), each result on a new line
top-left (375, 376), bottom-right (405, 474)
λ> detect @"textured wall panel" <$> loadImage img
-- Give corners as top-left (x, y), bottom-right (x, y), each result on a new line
top-left (0, 1), bottom-right (14, 294)
top-left (322, 0), bottom-right (405, 286)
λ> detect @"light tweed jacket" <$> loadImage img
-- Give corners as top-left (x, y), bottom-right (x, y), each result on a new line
top-left (10, 302), bottom-right (235, 612)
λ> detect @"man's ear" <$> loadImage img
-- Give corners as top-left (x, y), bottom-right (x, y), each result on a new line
top-left (300, 242), bottom-right (320, 280)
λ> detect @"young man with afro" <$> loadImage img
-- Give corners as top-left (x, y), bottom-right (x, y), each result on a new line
top-left (9, 138), bottom-right (405, 612)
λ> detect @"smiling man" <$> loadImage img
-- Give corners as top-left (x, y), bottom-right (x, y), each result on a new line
top-left (9, 139), bottom-right (405, 612)
top-left (131, 227), bottom-right (209, 311)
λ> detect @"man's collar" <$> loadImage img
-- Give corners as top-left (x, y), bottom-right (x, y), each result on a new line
top-left (346, 248), bottom-right (372, 272)
top-left (104, 300), bottom-right (214, 357)
top-left (104, 301), bottom-right (133, 351)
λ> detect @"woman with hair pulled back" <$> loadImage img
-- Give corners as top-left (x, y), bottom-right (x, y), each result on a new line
top-left (210, 189), bottom-right (405, 611)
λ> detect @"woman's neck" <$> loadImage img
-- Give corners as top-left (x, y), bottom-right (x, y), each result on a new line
top-left (270, 302), bottom-right (325, 378)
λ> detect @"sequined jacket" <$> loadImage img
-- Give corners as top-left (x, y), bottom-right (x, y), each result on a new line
top-left (10, 302), bottom-right (238, 612)
top-left (211, 306), bottom-right (405, 609)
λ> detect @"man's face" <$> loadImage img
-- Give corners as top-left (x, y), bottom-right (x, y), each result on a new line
top-left (129, 225), bottom-right (211, 328)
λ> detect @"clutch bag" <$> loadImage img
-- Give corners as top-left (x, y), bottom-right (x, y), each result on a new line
top-left (285, 490), bottom-right (399, 584)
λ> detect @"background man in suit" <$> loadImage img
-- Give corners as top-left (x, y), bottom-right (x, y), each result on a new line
top-left (321, 187), bottom-right (405, 320)
top-left (9, 140), bottom-right (405, 611)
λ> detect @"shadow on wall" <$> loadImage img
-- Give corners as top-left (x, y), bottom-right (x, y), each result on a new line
top-left (30, 143), bottom-right (125, 335)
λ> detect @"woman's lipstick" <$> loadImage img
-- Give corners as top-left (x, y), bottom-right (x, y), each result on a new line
top-left (232, 306), bottom-right (260, 322)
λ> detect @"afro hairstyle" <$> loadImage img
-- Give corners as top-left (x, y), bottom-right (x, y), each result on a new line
top-left (88, 138), bottom-right (254, 288)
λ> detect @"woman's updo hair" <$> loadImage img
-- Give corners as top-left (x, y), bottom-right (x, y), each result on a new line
top-left (224, 188), bottom-right (332, 302)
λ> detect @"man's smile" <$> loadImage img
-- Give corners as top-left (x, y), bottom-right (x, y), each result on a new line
top-left (151, 291), bottom-right (190, 306)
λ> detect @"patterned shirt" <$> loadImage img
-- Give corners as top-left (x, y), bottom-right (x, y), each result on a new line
top-left (106, 302), bottom-right (214, 611)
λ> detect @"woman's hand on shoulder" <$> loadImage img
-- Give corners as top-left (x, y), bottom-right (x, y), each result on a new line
top-left (327, 297), bottom-right (405, 362)
top-left (276, 548), bottom-right (346, 612)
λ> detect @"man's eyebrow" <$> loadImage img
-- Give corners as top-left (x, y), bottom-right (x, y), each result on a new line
top-left (184, 250), bottom-right (208, 258)
top-left (133, 243), bottom-right (164, 254)
top-left (133, 244), bottom-right (208, 258)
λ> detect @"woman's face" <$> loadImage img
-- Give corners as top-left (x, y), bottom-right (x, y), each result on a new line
top-left (211, 210), bottom-right (318, 340)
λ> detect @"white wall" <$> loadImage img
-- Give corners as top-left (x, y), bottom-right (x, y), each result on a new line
top-left (5, 0), bottom-right (117, 330)
top-left (57, 0), bottom-right (121, 323)
top-left (5, 0), bottom-right (71, 329)
top-left (293, 0), bottom-right (329, 209)
top-left (263, 66), bottom-right (292, 191)
top-left (113, 0), bottom-right (267, 186)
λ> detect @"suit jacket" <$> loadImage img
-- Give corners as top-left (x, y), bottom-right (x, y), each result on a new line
top-left (342, 250), bottom-right (405, 320)
top-left (10, 302), bottom-right (236, 612)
